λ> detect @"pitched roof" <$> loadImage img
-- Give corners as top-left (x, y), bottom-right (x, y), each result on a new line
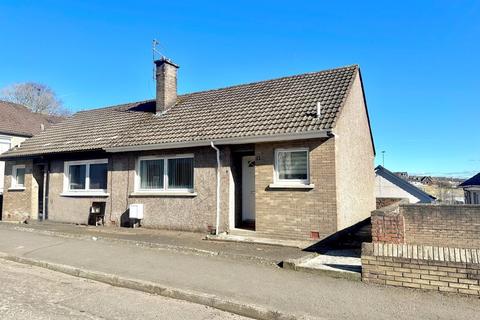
top-left (375, 165), bottom-right (436, 202)
top-left (0, 101), bottom-right (63, 137)
top-left (1, 65), bottom-right (359, 158)
top-left (459, 173), bottom-right (480, 187)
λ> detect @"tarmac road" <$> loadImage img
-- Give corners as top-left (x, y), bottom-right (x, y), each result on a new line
top-left (0, 259), bottom-right (249, 320)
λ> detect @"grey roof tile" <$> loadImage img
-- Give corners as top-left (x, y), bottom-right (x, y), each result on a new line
top-left (2, 65), bottom-right (358, 158)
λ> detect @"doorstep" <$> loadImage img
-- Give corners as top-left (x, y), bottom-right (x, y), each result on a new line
top-left (283, 249), bottom-right (362, 281)
top-left (206, 230), bottom-right (316, 249)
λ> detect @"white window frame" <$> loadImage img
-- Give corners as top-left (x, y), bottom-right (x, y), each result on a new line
top-left (273, 148), bottom-right (310, 186)
top-left (63, 159), bottom-right (108, 195)
top-left (10, 164), bottom-right (26, 189)
top-left (135, 154), bottom-right (194, 194)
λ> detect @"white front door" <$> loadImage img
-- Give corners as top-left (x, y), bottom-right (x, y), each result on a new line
top-left (241, 156), bottom-right (255, 222)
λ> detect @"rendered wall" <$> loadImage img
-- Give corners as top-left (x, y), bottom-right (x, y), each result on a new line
top-left (333, 70), bottom-right (376, 230)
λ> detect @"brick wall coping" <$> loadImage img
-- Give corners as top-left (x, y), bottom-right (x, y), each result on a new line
top-left (371, 199), bottom-right (406, 216)
top-left (401, 203), bottom-right (480, 209)
top-left (363, 242), bottom-right (480, 265)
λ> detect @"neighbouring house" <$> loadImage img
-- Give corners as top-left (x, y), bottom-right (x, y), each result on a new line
top-left (375, 165), bottom-right (436, 204)
top-left (0, 101), bottom-right (62, 217)
top-left (0, 58), bottom-right (376, 241)
top-left (459, 173), bottom-right (480, 204)
top-left (420, 176), bottom-right (433, 185)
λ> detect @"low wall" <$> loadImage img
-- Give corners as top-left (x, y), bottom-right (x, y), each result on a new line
top-left (372, 204), bottom-right (480, 249)
top-left (362, 242), bottom-right (480, 296)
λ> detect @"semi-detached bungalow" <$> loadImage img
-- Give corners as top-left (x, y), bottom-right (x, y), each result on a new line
top-left (0, 58), bottom-right (376, 241)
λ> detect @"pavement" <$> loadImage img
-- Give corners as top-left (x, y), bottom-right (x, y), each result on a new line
top-left (0, 258), bottom-right (249, 320)
top-left (0, 227), bottom-right (479, 319)
top-left (0, 222), bottom-right (306, 265)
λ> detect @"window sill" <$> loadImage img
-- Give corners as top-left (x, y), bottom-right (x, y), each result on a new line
top-left (60, 192), bottom-right (110, 197)
top-left (8, 187), bottom-right (26, 191)
top-left (130, 191), bottom-right (197, 197)
top-left (268, 183), bottom-right (315, 190)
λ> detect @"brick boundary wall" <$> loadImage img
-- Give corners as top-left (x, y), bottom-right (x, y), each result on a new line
top-left (362, 242), bottom-right (480, 296)
top-left (371, 204), bottom-right (480, 248)
top-left (371, 201), bottom-right (406, 244)
top-left (402, 204), bottom-right (480, 249)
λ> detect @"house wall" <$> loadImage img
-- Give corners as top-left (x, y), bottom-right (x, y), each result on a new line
top-left (0, 135), bottom-right (28, 194)
top-left (375, 174), bottom-right (421, 203)
top-left (10, 136), bottom-right (27, 148)
top-left (2, 159), bottom-right (38, 221)
top-left (254, 138), bottom-right (337, 240)
top-left (45, 146), bottom-right (231, 232)
top-left (333, 71), bottom-right (376, 230)
top-left (47, 158), bottom-right (113, 225)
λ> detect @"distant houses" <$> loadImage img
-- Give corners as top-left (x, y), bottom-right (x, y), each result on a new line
top-left (375, 165), bottom-right (436, 204)
top-left (459, 173), bottom-right (480, 204)
top-left (391, 170), bottom-right (465, 204)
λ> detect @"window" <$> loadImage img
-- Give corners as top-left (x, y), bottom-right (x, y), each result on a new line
top-left (137, 155), bottom-right (194, 192)
top-left (11, 164), bottom-right (26, 189)
top-left (64, 159), bottom-right (108, 193)
top-left (140, 159), bottom-right (164, 189)
top-left (274, 148), bottom-right (309, 185)
top-left (168, 158), bottom-right (194, 189)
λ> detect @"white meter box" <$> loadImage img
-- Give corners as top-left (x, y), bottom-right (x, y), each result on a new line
top-left (129, 203), bottom-right (144, 219)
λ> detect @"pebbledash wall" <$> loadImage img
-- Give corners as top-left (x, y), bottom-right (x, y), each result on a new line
top-left (363, 203), bottom-right (480, 296)
top-left (46, 146), bottom-right (231, 233)
top-left (333, 71), bottom-right (376, 231)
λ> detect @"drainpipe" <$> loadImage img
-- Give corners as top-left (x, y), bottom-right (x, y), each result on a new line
top-left (210, 141), bottom-right (221, 235)
top-left (42, 163), bottom-right (48, 221)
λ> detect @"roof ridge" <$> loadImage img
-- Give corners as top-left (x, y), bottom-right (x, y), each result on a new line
top-left (180, 64), bottom-right (359, 98)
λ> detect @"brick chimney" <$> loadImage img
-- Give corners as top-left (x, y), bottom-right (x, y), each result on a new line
top-left (154, 58), bottom-right (179, 114)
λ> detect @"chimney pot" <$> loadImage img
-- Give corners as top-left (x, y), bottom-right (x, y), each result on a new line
top-left (154, 58), bottom-right (179, 114)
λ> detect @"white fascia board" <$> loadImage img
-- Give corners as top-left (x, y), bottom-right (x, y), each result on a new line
top-left (104, 130), bottom-right (330, 153)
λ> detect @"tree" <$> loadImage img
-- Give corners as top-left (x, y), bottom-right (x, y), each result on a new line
top-left (0, 82), bottom-right (71, 116)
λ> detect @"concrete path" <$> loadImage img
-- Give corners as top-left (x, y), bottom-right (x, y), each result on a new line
top-left (0, 228), bottom-right (479, 319)
top-left (291, 250), bottom-right (362, 280)
top-left (0, 222), bottom-right (306, 265)
top-left (0, 259), bottom-right (248, 320)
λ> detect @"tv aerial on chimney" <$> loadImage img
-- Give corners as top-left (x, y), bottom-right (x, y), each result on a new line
top-left (152, 39), bottom-right (164, 80)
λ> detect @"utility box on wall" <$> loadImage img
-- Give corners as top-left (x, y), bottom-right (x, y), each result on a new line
top-left (129, 203), bottom-right (144, 220)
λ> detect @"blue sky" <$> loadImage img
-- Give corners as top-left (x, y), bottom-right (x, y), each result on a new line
top-left (0, 1), bottom-right (479, 177)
